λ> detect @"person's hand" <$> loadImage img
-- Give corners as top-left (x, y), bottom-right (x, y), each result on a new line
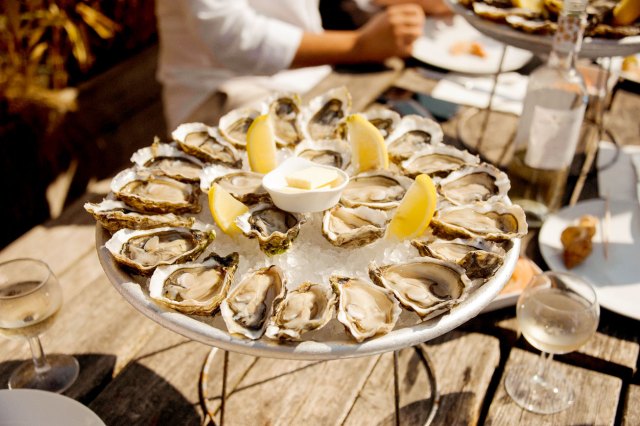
top-left (376, 0), bottom-right (453, 16)
top-left (354, 3), bottom-right (425, 61)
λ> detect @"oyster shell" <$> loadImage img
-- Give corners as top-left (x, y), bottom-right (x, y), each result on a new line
top-left (111, 168), bottom-right (201, 214)
top-left (148, 252), bottom-right (239, 314)
top-left (219, 107), bottom-right (261, 148)
top-left (294, 139), bottom-right (351, 170)
top-left (171, 123), bottom-right (242, 167)
top-left (438, 163), bottom-right (510, 206)
top-left (369, 257), bottom-right (471, 319)
top-left (131, 141), bottom-right (204, 183)
top-left (322, 205), bottom-right (388, 248)
top-left (473, 3), bottom-right (541, 23)
top-left (199, 164), bottom-right (269, 204)
top-left (235, 203), bottom-right (306, 255)
top-left (330, 275), bottom-right (401, 342)
top-left (401, 145), bottom-right (480, 178)
top-left (363, 108), bottom-right (402, 139)
top-left (386, 115), bottom-right (444, 163)
top-left (84, 199), bottom-right (195, 233)
top-left (505, 15), bottom-right (557, 34)
top-left (431, 202), bottom-right (528, 241)
top-left (411, 237), bottom-right (506, 280)
top-left (340, 171), bottom-right (413, 210)
top-left (300, 86), bottom-right (352, 141)
top-left (265, 282), bottom-right (337, 341)
top-left (220, 265), bottom-right (286, 339)
top-left (104, 221), bottom-right (215, 275)
top-left (266, 93), bottom-right (303, 146)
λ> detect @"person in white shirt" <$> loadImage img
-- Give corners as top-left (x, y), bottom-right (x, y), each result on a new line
top-left (156, 0), bottom-right (446, 130)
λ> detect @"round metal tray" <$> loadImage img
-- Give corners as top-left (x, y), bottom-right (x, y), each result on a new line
top-left (96, 224), bottom-right (519, 361)
top-left (447, 0), bottom-right (640, 58)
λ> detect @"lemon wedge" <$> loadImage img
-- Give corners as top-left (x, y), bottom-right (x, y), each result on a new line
top-left (613, 0), bottom-right (640, 26)
top-left (246, 114), bottom-right (278, 174)
top-left (387, 174), bottom-right (437, 240)
top-left (346, 114), bottom-right (389, 172)
top-left (513, 0), bottom-right (543, 13)
top-left (208, 183), bottom-right (249, 235)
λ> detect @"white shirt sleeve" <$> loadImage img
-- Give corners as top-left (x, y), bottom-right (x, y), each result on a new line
top-left (181, 0), bottom-right (304, 75)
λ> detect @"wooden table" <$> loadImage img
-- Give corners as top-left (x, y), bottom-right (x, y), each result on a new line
top-left (1, 62), bottom-right (638, 425)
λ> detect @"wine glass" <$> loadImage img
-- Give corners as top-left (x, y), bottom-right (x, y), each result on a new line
top-left (0, 258), bottom-right (79, 393)
top-left (505, 271), bottom-right (599, 414)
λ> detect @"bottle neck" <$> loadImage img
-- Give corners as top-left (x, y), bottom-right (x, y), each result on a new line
top-left (548, 0), bottom-right (587, 71)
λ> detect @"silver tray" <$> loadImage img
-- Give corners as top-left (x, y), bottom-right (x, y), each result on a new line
top-left (447, 0), bottom-right (640, 58)
top-left (96, 224), bottom-right (518, 361)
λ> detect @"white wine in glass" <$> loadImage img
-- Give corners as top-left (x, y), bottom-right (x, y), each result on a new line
top-left (0, 258), bottom-right (79, 393)
top-left (505, 271), bottom-right (599, 414)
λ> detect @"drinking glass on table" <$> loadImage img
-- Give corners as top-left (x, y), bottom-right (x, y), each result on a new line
top-left (0, 258), bottom-right (79, 393)
top-left (505, 271), bottom-right (599, 414)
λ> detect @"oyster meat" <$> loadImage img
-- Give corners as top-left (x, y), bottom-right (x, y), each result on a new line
top-left (330, 275), bottom-right (401, 342)
top-left (411, 236), bottom-right (506, 280)
top-left (85, 199), bottom-right (195, 233)
top-left (104, 222), bottom-right (215, 275)
top-left (294, 139), bottom-right (351, 170)
top-left (386, 115), bottom-right (444, 163)
top-left (300, 86), bottom-right (351, 141)
top-left (431, 202), bottom-right (528, 241)
top-left (235, 203), bottom-right (306, 255)
top-left (322, 205), bottom-right (388, 248)
top-left (200, 164), bottom-right (268, 204)
top-left (363, 108), bottom-right (401, 139)
top-left (171, 122), bottom-right (242, 168)
top-left (340, 171), bottom-right (413, 210)
top-left (369, 257), bottom-right (471, 319)
top-left (220, 265), bottom-right (286, 339)
top-left (111, 168), bottom-right (201, 214)
top-left (149, 252), bottom-right (239, 314)
top-left (438, 163), bottom-right (510, 206)
top-left (219, 107), bottom-right (261, 148)
top-left (265, 282), bottom-right (337, 341)
top-left (131, 141), bottom-right (204, 183)
top-left (401, 145), bottom-right (480, 178)
top-left (267, 93), bottom-right (303, 146)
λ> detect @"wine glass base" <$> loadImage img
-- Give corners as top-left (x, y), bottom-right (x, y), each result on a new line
top-left (9, 354), bottom-right (80, 394)
top-left (505, 363), bottom-right (574, 414)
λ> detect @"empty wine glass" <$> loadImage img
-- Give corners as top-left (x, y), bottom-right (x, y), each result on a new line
top-left (0, 258), bottom-right (79, 393)
top-left (505, 271), bottom-right (599, 414)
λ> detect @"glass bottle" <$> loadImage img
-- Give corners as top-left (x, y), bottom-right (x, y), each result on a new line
top-left (507, 0), bottom-right (589, 227)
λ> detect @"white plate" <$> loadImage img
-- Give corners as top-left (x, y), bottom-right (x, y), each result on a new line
top-left (446, 0), bottom-right (640, 59)
top-left (0, 389), bottom-right (105, 426)
top-left (413, 15), bottom-right (533, 74)
top-left (539, 199), bottom-right (640, 320)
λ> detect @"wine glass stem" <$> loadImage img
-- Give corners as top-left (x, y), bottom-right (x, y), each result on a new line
top-left (28, 336), bottom-right (51, 374)
top-left (535, 351), bottom-right (554, 381)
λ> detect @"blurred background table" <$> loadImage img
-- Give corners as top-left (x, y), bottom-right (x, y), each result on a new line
top-left (0, 59), bottom-right (638, 425)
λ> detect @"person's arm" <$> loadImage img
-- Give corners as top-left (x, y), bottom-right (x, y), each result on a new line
top-left (376, 0), bottom-right (452, 16)
top-left (292, 4), bottom-right (425, 67)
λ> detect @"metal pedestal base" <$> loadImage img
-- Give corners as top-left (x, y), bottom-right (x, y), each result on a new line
top-left (199, 345), bottom-right (439, 426)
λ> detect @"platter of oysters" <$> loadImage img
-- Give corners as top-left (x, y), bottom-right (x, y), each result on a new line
top-left (446, 0), bottom-right (640, 58)
top-left (90, 87), bottom-right (525, 360)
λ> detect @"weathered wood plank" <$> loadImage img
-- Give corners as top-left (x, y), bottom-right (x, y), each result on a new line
top-left (344, 331), bottom-right (500, 426)
top-left (622, 384), bottom-right (640, 426)
top-left (485, 348), bottom-right (622, 425)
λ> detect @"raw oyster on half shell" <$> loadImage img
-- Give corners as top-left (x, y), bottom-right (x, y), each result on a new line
top-left (431, 202), bottom-right (528, 241)
top-left (340, 171), bottom-right (413, 210)
top-left (266, 93), bottom-right (303, 147)
top-left (235, 203), bottom-right (306, 255)
top-left (322, 205), bottom-right (388, 248)
top-left (294, 139), bottom-right (351, 170)
top-left (369, 257), bottom-right (471, 319)
top-left (438, 163), bottom-right (510, 206)
top-left (104, 221), bottom-right (215, 275)
top-left (265, 282), bottom-right (337, 341)
top-left (85, 199), bottom-right (195, 233)
top-left (300, 86), bottom-right (352, 141)
top-left (411, 236), bottom-right (506, 280)
top-left (330, 275), bottom-right (401, 342)
top-left (220, 265), bottom-right (286, 339)
top-left (386, 115), bottom-right (444, 163)
top-left (148, 252), bottom-right (239, 314)
top-left (401, 145), bottom-right (480, 178)
top-left (111, 168), bottom-right (201, 214)
top-left (218, 107), bottom-right (261, 148)
top-left (131, 141), bottom-right (204, 183)
top-left (362, 108), bottom-right (401, 139)
top-left (171, 122), bottom-right (242, 168)
top-left (200, 164), bottom-right (269, 204)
